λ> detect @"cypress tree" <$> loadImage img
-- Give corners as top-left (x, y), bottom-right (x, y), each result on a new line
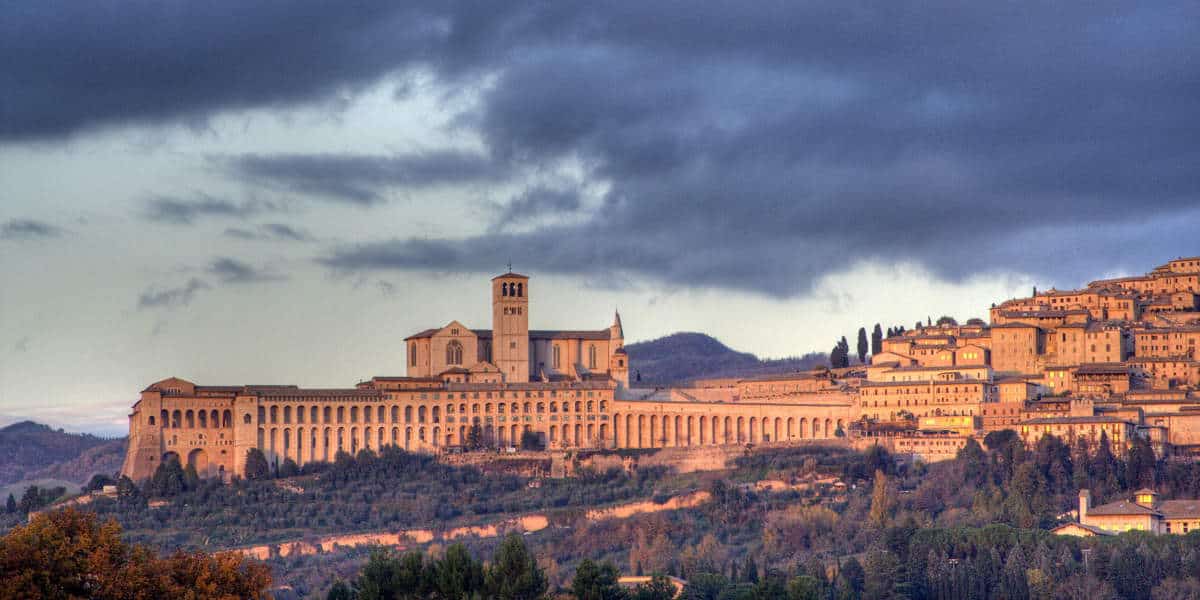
top-left (856, 327), bottom-right (869, 364)
top-left (4, 493), bottom-right (15, 514)
top-left (871, 323), bottom-right (883, 355)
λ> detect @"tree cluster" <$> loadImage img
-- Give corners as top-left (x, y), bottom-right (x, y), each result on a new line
top-left (0, 508), bottom-right (271, 599)
top-left (331, 534), bottom-right (546, 600)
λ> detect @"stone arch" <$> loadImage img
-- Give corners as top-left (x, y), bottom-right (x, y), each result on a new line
top-left (812, 419), bottom-right (820, 438)
top-left (188, 451), bottom-right (210, 477)
top-left (737, 417), bottom-right (745, 443)
top-left (687, 415), bottom-right (696, 446)
top-left (825, 419), bottom-right (833, 438)
top-left (198, 410), bottom-right (207, 428)
top-left (774, 418), bottom-right (781, 444)
top-left (787, 417), bottom-right (795, 439)
top-left (749, 417), bottom-right (757, 443)
top-left (172, 409), bottom-right (182, 428)
top-left (599, 423), bottom-right (609, 447)
top-left (405, 427), bottom-right (413, 450)
top-left (650, 415), bottom-right (659, 447)
top-left (296, 427), bottom-right (305, 464)
top-left (185, 410), bottom-right (194, 428)
top-left (575, 424), bottom-right (583, 447)
top-left (723, 416), bottom-right (732, 444)
top-left (162, 451), bottom-right (180, 465)
top-left (698, 416), bottom-right (707, 445)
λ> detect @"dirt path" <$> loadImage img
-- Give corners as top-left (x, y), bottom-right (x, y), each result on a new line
top-left (234, 490), bottom-right (711, 560)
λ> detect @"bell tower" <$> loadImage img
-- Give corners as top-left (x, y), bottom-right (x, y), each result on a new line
top-left (492, 272), bottom-right (530, 382)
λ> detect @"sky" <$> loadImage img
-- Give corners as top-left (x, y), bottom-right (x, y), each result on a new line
top-left (2, 2), bottom-right (1198, 436)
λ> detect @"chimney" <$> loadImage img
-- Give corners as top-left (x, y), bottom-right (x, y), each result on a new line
top-left (1079, 489), bottom-right (1091, 523)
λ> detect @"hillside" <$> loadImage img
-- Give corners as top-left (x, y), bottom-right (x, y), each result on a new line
top-left (0, 421), bottom-right (123, 485)
top-left (625, 332), bottom-right (827, 385)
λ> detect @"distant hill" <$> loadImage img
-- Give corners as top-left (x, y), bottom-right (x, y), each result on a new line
top-left (625, 332), bottom-right (828, 385)
top-left (0, 421), bottom-right (124, 485)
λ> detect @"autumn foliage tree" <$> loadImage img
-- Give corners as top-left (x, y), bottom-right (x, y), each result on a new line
top-left (0, 508), bottom-right (271, 600)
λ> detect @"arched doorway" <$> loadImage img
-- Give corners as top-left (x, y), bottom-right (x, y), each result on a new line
top-left (187, 448), bottom-right (209, 477)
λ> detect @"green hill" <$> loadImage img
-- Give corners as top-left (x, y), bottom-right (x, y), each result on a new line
top-left (625, 332), bottom-right (827, 385)
top-left (0, 421), bottom-right (123, 485)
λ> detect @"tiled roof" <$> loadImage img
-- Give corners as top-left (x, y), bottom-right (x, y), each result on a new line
top-left (491, 272), bottom-right (529, 280)
top-left (1021, 416), bottom-right (1130, 425)
top-left (1159, 499), bottom-right (1200, 519)
top-left (1076, 363), bottom-right (1129, 375)
top-left (1052, 522), bottom-right (1115, 536)
top-left (1086, 499), bottom-right (1159, 517)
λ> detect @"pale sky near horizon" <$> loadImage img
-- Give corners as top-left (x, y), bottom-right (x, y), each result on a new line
top-left (2, 2), bottom-right (1197, 436)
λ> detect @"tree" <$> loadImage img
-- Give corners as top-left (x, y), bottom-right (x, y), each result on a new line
top-left (432, 543), bottom-right (485, 600)
top-left (0, 508), bottom-right (272, 599)
top-left (573, 559), bottom-right (628, 600)
top-left (4, 494), bottom-right (14, 514)
top-left (467, 423), bottom-right (483, 450)
top-left (486, 534), bottom-right (547, 600)
top-left (633, 574), bottom-right (677, 600)
top-left (871, 324), bottom-right (883, 355)
top-left (868, 470), bottom-right (896, 528)
top-left (146, 456), bottom-right (186, 497)
top-left (520, 429), bottom-right (544, 451)
top-left (836, 557), bottom-right (865, 600)
top-left (115, 475), bottom-right (144, 508)
top-left (278, 458), bottom-right (300, 478)
top-left (326, 580), bottom-right (353, 600)
top-left (787, 575), bottom-right (824, 600)
top-left (183, 462), bottom-right (201, 490)
top-left (742, 555), bottom-right (759, 583)
top-left (679, 573), bottom-right (728, 600)
top-left (244, 448), bottom-right (270, 481)
top-left (856, 327), bottom-right (869, 363)
top-left (84, 473), bottom-right (116, 492)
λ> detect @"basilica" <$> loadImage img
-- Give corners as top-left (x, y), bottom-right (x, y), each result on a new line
top-left (122, 272), bottom-right (853, 480)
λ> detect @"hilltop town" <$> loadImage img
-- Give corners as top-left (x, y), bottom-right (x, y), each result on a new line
top-left (122, 257), bottom-right (1200, 481)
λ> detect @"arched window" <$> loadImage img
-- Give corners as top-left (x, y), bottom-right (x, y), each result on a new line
top-left (410, 343), bottom-right (418, 366)
top-left (517, 283), bottom-right (523, 297)
top-left (446, 341), bottom-right (464, 365)
top-left (553, 346), bottom-right (561, 369)
top-left (588, 345), bottom-right (597, 369)
top-left (502, 282), bottom-right (509, 297)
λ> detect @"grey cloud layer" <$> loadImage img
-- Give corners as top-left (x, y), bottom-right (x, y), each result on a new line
top-left (1, 219), bottom-right (64, 240)
top-left (143, 195), bottom-right (283, 225)
top-left (221, 151), bottom-right (505, 205)
top-left (8, 2), bottom-right (1200, 294)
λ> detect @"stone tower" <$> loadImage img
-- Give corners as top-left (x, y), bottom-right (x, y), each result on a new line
top-left (609, 310), bottom-right (629, 391)
top-left (492, 272), bottom-right (530, 382)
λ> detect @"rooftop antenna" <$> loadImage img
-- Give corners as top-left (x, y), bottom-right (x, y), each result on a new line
top-left (507, 260), bottom-right (512, 273)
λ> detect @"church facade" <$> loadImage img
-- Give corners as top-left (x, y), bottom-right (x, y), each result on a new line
top-left (121, 273), bottom-right (856, 480)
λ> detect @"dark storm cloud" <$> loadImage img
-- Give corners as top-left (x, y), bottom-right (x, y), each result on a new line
top-left (143, 195), bottom-right (281, 225)
top-left (208, 257), bottom-right (286, 284)
top-left (1, 219), bottom-right (63, 240)
top-left (221, 151), bottom-right (504, 204)
top-left (493, 186), bottom-right (582, 228)
top-left (137, 278), bottom-right (210, 310)
top-left (8, 2), bottom-right (1200, 294)
top-left (223, 223), bottom-right (314, 243)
